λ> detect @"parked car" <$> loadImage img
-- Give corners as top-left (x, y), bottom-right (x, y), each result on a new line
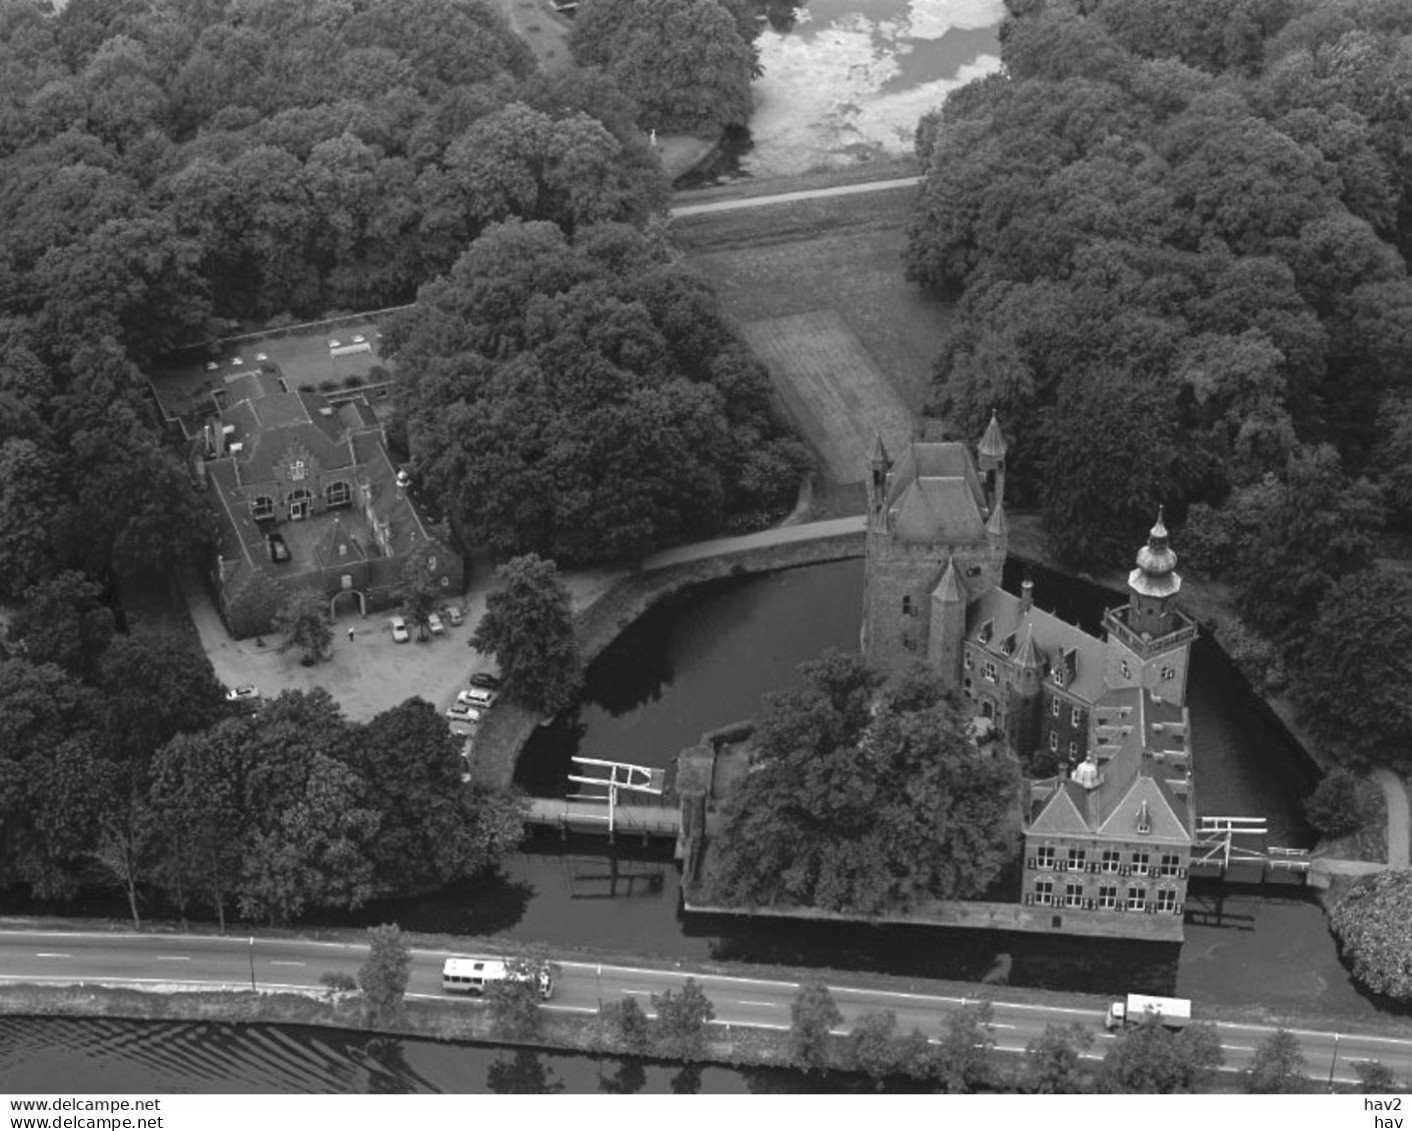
top-left (445, 606), bottom-right (464, 626)
top-left (469, 672), bottom-right (502, 691)
top-left (445, 703), bottom-right (483, 724)
top-left (458, 687), bottom-right (497, 710)
top-left (427, 611), bottom-right (445, 636)
top-left (389, 616), bottom-right (409, 643)
top-left (225, 684), bottom-right (260, 702)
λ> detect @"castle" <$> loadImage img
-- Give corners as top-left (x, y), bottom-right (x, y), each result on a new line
top-left (862, 417), bottom-right (1198, 924)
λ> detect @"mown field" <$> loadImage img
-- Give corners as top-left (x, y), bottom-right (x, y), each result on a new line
top-left (674, 182), bottom-right (953, 444)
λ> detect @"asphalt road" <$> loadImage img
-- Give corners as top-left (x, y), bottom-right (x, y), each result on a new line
top-left (670, 177), bottom-right (923, 218)
top-left (3, 929), bottom-right (1408, 1085)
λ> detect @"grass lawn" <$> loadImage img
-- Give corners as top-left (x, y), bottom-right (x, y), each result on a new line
top-left (676, 185), bottom-right (952, 426)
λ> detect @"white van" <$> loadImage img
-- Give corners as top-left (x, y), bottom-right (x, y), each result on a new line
top-left (441, 957), bottom-right (555, 1000)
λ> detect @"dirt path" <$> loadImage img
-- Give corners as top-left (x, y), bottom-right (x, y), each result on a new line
top-left (671, 176), bottom-right (923, 217)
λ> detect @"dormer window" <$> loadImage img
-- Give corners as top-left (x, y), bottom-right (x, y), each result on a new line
top-left (977, 619), bottom-right (993, 645)
top-left (1000, 632), bottom-right (1016, 656)
top-left (325, 481), bottom-right (350, 508)
top-left (290, 459), bottom-right (306, 481)
top-left (250, 495), bottom-right (274, 521)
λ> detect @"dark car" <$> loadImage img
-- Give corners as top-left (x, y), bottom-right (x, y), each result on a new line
top-left (469, 672), bottom-right (502, 691)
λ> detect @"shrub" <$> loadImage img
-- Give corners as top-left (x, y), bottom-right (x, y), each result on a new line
top-left (1329, 871), bottom-right (1412, 1001)
top-left (1304, 769), bottom-right (1374, 838)
top-left (320, 971), bottom-right (357, 993)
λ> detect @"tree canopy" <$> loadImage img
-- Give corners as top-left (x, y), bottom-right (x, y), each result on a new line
top-left (909, 0), bottom-right (1412, 572)
top-left (1097, 1018), bottom-right (1225, 1093)
top-left (711, 654), bottom-right (1022, 915)
top-left (386, 220), bottom-right (808, 563)
top-left (570, 0), bottom-right (759, 133)
top-left (1329, 870), bottom-right (1412, 1001)
top-left (471, 554), bottom-right (583, 714)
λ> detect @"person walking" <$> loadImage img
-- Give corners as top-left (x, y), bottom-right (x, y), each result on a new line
top-left (347, 626), bottom-right (355, 643)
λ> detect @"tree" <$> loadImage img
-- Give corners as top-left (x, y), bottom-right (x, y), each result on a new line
top-left (1227, 447), bottom-right (1384, 648)
top-left (570, 0), bottom-right (758, 133)
top-left (273, 588), bottom-right (332, 664)
top-left (355, 699), bottom-right (524, 892)
top-left (1329, 871), bottom-right (1412, 1002)
top-left (357, 924), bottom-right (411, 1026)
top-left (1303, 768), bottom-right (1374, 837)
top-left (392, 554), bottom-right (441, 642)
top-left (1243, 1028), bottom-right (1310, 1093)
top-left (846, 1011), bottom-right (933, 1083)
top-left (9, 571), bottom-right (114, 680)
top-left (486, 974), bottom-right (542, 1039)
top-left (789, 979), bottom-right (843, 1071)
top-left (599, 995), bottom-right (651, 1053)
top-left (713, 654), bottom-right (1022, 915)
top-left (1098, 1018), bottom-right (1225, 1093)
top-left (1024, 1022), bottom-right (1094, 1093)
top-left (1354, 1060), bottom-right (1401, 1094)
top-left (1294, 570), bottom-right (1412, 772)
top-left (935, 1000), bottom-right (998, 1093)
top-left (471, 554), bottom-right (583, 714)
top-left (651, 978), bottom-right (715, 1062)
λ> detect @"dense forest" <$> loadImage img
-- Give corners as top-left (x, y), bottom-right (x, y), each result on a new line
top-left (908, 0), bottom-right (1412, 772)
top-left (0, 0), bottom-right (780, 921)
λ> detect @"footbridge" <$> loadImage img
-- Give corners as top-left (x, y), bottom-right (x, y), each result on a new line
top-left (1190, 816), bottom-right (1311, 879)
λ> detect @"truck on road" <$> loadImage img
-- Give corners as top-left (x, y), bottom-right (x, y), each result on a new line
top-left (1105, 994), bottom-right (1192, 1031)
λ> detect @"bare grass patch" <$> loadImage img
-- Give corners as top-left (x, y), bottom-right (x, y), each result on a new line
top-left (681, 190), bottom-right (952, 414)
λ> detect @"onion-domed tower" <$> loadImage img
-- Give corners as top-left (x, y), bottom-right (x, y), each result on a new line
top-left (1103, 509), bottom-right (1199, 705)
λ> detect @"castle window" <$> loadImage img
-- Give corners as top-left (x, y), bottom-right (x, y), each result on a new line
top-left (966, 565), bottom-right (982, 578)
top-left (250, 495), bottom-right (274, 521)
top-left (1035, 846), bottom-right (1056, 870)
top-left (1101, 850), bottom-right (1120, 873)
top-left (1067, 848), bottom-right (1086, 871)
top-left (325, 481), bottom-right (351, 508)
top-left (1120, 660), bottom-right (1131, 680)
top-left (902, 632), bottom-right (916, 653)
top-left (1160, 665), bottom-right (1176, 681)
top-left (1156, 889), bottom-right (1178, 913)
top-left (1068, 741), bottom-right (1078, 759)
top-left (1131, 852), bottom-right (1150, 877)
top-left (1034, 879), bottom-right (1054, 907)
top-left (1050, 698), bottom-right (1060, 718)
top-left (290, 459), bottom-right (306, 481)
top-left (1048, 732), bottom-right (1059, 752)
top-left (1098, 885), bottom-right (1118, 910)
top-left (1159, 853), bottom-right (1182, 877)
top-left (1126, 887), bottom-right (1147, 912)
top-left (964, 653), bottom-right (973, 671)
top-left (902, 595), bottom-right (913, 615)
top-left (428, 556), bottom-right (437, 571)
top-left (982, 660), bottom-right (997, 682)
top-left (1071, 706), bottom-right (1082, 728)
top-left (1065, 883), bottom-right (1084, 909)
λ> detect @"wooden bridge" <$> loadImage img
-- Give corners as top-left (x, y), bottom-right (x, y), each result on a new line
top-left (1191, 817), bottom-right (1311, 879)
top-left (525, 798), bottom-right (681, 841)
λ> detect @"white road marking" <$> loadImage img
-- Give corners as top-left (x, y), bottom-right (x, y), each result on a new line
top-left (622, 988), bottom-right (653, 996)
top-left (269, 961), bottom-right (305, 967)
top-left (738, 999), bottom-right (778, 1008)
top-left (34, 953), bottom-right (70, 959)
top-left (155, 956), bottom-right (190, 962)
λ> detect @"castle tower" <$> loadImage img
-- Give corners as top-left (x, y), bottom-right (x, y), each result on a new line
top-left (1005, 624), bottom-right (1044, 758)
top-left (1103, 509), bottom-right (1199, 706)
top-left (977, 410), bottom-right (1007, 514)
top-left (927, 559), bottom-right (967, 686)
top-left (861, 428), bottom-right (1008, 673)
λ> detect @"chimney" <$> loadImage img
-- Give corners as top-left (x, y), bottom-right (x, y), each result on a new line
top-left (1020, 578), bottom-right (1034, 612)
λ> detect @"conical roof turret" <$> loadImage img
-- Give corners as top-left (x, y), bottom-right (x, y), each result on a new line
top-left (978, 410), bottom-right (1007, 460)
top-left (866, 427), bottom-right (890, 468)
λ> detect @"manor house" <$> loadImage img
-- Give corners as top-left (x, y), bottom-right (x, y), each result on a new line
top-left (861, 417), bottom-right (1198, 922)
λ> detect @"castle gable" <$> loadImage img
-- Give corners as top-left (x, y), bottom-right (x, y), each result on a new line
top-left (1030, 782), bottom-right (1091, 836)
top-left (1096, 757), bottom-right (1191, 840)
top-left (968, 588), bottom-right (1108, 704)
top-left (892, 477), bottom-right (986, 542)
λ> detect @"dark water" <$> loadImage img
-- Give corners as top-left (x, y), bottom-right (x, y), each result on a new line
top-left (0, 1017), bottom-right (864, 1095)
